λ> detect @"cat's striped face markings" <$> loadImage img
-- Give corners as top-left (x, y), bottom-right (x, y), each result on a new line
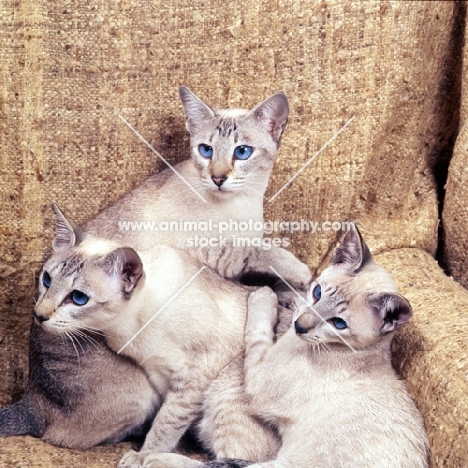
top-left (35, 207), bottom-right (144, 336)
top-left (179, 86), bottom-right (289, 196)
top-left (294, 226), bottom-right (412, 350)
top-left (35, 250), bottom-right (107, 334)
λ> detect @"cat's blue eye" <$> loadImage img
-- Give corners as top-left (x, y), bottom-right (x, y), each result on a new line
top-left (313, 284), bottom-right (321, 302)
top-left (331, 317), bottom-right (347, 330)
top-left (71, 290), bottom-right (89, 306)
top-left (198, 144), bottom-right (213, 158)
top-left (234, 145), bottom-right (253, 160)
top-left (42, 272), bottom-right (51, 288)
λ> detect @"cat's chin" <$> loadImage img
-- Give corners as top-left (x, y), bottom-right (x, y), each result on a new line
top-left (206, 188), bottom-right (236, 199)
top-left (37, 320), bottom-right (73, 336)
top-left (207, 186), bottom-right (242, 196)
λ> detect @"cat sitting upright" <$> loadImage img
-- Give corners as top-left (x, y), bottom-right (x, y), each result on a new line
top-left (144, 225), bottom-right (429, 468)
top-left (0, 88), bottom-right (311, 450)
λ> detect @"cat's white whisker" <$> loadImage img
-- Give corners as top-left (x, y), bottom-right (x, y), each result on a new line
top-left (79, 325), bottom-right (107, 337)
top-left (70, 330), bottom-right (87, 355)
top-left (59, 333), bottom-right (67, 349)
top-left (74, 329), bottom-right (102, 351)
top-left (80, 325), bottom-right (117, 340)
top-left (65, 332), bottom-right (80, 365)
top-left (177, 181), bottom-right (209, 204)
top-left (243, 185), bottom-right (266, 200)
top-left (321, 342), bottom-right (331, 353)
top-left (237, 188), bottom-right (250, 208)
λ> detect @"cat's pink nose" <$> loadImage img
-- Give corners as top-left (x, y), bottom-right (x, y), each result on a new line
top-left (211, 175), bottom-right (227, 187)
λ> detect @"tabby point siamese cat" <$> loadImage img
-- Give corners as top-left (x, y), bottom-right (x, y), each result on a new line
top-left (142, 226), bottom-right (429, 468)
top-left (31, 206), bottom-right (289, 468)
top-left (0, 88), bottom-right (311, 450)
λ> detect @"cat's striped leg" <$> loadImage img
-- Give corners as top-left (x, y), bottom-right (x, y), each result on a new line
top-left (118, 371), bottom-right (209, 467)
top-left (203, 460), bottom-right (250, 468)
top-left (199, 355), bottom-right (281, 462)
top-left (191, 246), bottom-right (312, 291)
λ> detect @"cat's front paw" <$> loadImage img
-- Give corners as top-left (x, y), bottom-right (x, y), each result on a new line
top-left (118, 449), bottom-right (147, 467)
top-left (269, 248), bottom-right (312, 292)
top-left (119, 450), bottom-right (203, 468)
top-left (143, 452), bottom-right (203, 468)
top-left (248, 287), bottom-right (278, 329)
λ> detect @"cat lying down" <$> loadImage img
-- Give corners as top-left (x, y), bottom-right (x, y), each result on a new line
top-left (26, 206), bottom-right (299, 467)
top-left (27, 211), bottom-right (428, 468)
top-left (131, 226), bottom-right (429, 468)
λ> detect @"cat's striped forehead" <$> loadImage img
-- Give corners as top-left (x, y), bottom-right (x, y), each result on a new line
top-left (211, 118), bottom-right (239, 139)
top-left (207, 109), bottom-right (252, 143)
top-left (45, 237), bottom-right (119, 279)
top-left (47, 253), bottom-right (85, 278)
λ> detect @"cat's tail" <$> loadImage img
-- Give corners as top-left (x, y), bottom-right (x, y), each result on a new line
top-left (0, 396), bottom-right (43, 438)
top-left (203, 460), bottom-right (251, 468)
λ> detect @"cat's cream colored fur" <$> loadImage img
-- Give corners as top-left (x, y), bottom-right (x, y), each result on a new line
top-left (37, 208), bottom-right (250, 466)
top-left (0, 87), bottom-right (311, 453)
top-left (85, 87), bottom-right (310, 286)
top-left (143, 226), bottom-right (429, 468)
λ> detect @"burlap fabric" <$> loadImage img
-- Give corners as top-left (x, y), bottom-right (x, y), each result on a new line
top-left (443, 7), bottom-right (468, 291)
top-left (0, 1), bottom-right (466, 466)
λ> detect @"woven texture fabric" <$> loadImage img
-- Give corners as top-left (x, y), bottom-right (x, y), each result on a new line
top-left (0, 1), bottom-right (466, 466)
top-left (378, 249), bottom-right (468, 468)
top-left (0, 436), bottom-right (209, 467)
top-left (443, 12), bottom-right (468, 290)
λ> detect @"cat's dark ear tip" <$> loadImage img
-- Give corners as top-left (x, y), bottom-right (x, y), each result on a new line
top-left (178, 85), bottom-right (193, 99)
top-left (331, 222), bottom-right (372, 271)
top-left (269, 91), bottom-right (289, 107)
top-left (51, 202), bottom-right (61, 215)
top-left (275, 91), bottom-right (287, 99)
top-left (51, 203), bottom-right (71, 225)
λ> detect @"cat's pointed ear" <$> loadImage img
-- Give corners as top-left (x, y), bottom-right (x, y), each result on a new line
top-left (179, 86), bottom-right (215, 134)
top-left (248, 92), bottom-right (289, 143)
top-left (368, 292), bottom-right (413, 335)
top-left (51, 204), bottom-right (82, 252)
top-left (331, 224), bottom-right (372, 272)
top-left (103, 247), bottom-right (143, 295)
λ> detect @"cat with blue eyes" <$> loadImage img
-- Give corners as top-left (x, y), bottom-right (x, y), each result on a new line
top-left (144, 226), bottom-right (429, 468)
top-left (199, 144), bottom-right (253, 161)
top-left (41, 272), bottom-right (88, 306)
top-left (0, 87), bottom-right (311, 452)
top-left (31, 205), bottom-right (299, 468)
